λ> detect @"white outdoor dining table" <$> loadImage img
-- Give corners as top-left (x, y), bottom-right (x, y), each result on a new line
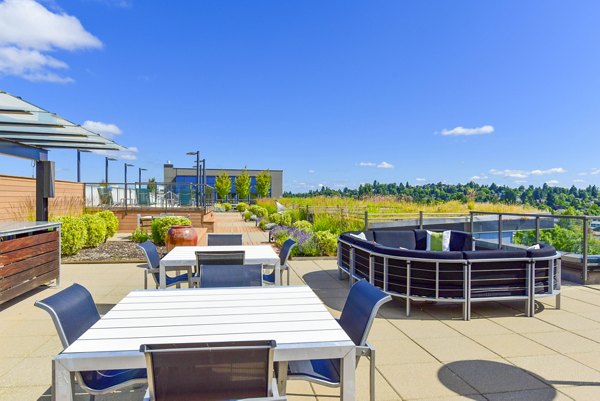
top-left (52, 286), bottom-right (356, 401)
top-left (159, 245), bottom-right (282, 288)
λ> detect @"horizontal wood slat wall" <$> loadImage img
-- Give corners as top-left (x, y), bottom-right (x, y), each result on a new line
top-left (0, 228), bottom-right (60, 304)
top-left (0, 174), bottom-right (84, 222)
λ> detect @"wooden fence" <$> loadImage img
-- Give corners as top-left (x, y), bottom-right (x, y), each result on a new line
top-left (0, 174), bottom-right (84, 221)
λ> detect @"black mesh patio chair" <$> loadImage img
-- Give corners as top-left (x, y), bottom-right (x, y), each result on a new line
top-left (35, 284), bottom-right (147, 400)
top-left (137, 241), bottom-right (192, 289)
top-left (199, 264), bottom-right (263, 288)
top-left (207, 233), bottom-right (243, 246)
top-left (192, 250), bottom-right (245, 286)
top-left (287, 280), bottom-right (391, 401)
top-left (140, 340), bottom-right (285, 401)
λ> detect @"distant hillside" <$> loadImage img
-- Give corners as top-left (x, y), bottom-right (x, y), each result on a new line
top-left (284, 182), bottom-right (600, 215)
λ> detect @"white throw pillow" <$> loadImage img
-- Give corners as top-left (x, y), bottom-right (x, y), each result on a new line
top-left (349, 232), bottom-right (367, 241)
top-left (527, 244), bottom-right (541, 250)
top-left (442, 230), bottom-right (452, 252)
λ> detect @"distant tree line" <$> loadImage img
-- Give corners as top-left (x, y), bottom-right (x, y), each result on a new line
top-left (284, 181), bottom-right (600, 215)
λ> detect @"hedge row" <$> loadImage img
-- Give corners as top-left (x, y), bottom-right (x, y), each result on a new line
top-left (53, 210), bottom-right (119, 256)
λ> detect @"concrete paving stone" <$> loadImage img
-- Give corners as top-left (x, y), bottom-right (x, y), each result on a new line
top-left (370, 339), bottom-right (437, 365)
top-left (559, 385), bottom-right (600, 401)
top-left (571, 328), bottom-right (600, 343)
top-left (553, 297), bottom-right (600, 313)
top-left (311, 364), bottom-right (401, 401)
top-left (0, 358), bottom-right (23, 378)
top-left (415, 396), bottom-right (487, 401)
top-left (0, 357), bottom-right (52, 387)
top-left (445, 358), bottom-right (548, 394)
top-left (564, 351), bottom-right (600, 372)
top-left (0, 318), bottom-right (56, 337)
top-left (379, 362), bottom-right (479, 400)
top-left (413, 336), bottom-right (500, 362)
top-left (317, 297), bottom-right (346, 311)
top-left (390, 318), bottom-right (463, 340)
top-left (492, 316), bottom-right (564, 334)
top-left (367, 319), bottom-right (411, 341)
top-left (523, 331), bottom-right (600, 354)
top-left (472, 334), bottom-right (555, 358)
top-left (0, 385), bottom-right (50, 401)
top-left (535, 310), bottom-right (600, 331)
top-left (0, 335), bottom-right (51, 358)
top-left (445, 318), bottom-right (513, 337)
top-left (29, 336), bottom-right (63, 358)
top-left (507, 354), bottom-right (600, 387)
top-left (484, 388), bottom-right (574, 401)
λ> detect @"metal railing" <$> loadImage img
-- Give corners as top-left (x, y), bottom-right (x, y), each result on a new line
top-left (470, 211), bottom-right (600, 282)
top-left (83, 182), bottom-right (215, 211)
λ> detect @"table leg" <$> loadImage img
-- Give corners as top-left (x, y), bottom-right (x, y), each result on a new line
top-left (275, 262), bottom-right (281, 286)
top-left (53, 358), bottom-right (75, 401)
top-left (277, 361), bottom-right (288, 395)
top-left (340, 348), bottom-right (356, 401)
top-left (159, 264), bottom-right (166, 289)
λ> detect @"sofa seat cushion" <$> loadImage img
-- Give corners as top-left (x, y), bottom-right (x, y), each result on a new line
top-left (449, 231), bottom-right (473, 252)
top-left (373, 230), bottom-right (416, 249)
top-left (385, 248), bottom-right (464, 260)
top-left (527, 243), bottom-right (557, 258)
top-left (463, 250), bottom-right (528, 260)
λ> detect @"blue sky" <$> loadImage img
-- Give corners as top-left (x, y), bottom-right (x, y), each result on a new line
top-left (0, 0), bottom-right (599, 192)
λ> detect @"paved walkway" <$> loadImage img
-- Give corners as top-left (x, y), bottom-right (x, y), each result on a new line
top-left (212, 211), bottom-right (270, 245)
top-left (3, 259), bottom-right (600, 400)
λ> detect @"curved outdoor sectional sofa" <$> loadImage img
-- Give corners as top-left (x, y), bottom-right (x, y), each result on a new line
top-left (337, 229), bottom-right (561, 320)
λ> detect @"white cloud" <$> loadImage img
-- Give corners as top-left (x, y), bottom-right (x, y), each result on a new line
top-left (358, 161), bottom-right (394, 169)
top-left (377, 161), bottom-right (394, 169)
top-left (574, 179), bottom-right (585, 183)
top-left (308, 169), bottom-right (315, 174)
top-left (530, 167), bottom-right (566, 175)
top-left (514, 180), bottom-right (527, 184)
top-left (546, 180), bottom-right (559, 186)
top-left (490, 167), bottom-right (566, 179)
top-left (82, 120), bottom-right (122, 139)
top-left (416, 178), bottom-right (426, 182)
top-left (440, 125), bottom-right (494, 137)
top-left (0, 0), bottom-right (102, 83)
top-left (591, 168), bottom-right (600, 175)
top-left (471, 175), bottom-right (488, 181)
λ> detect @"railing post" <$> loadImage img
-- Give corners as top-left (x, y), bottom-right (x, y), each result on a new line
top-left (419, 211), bottom-right (424, 229)
top-left (583, 216), bottom-right (589, 283)
top-left (498, 213), bottom-right (503, 249)
top-left (535, 216), bottom-right (540, 244)
top-left (469, 211), bottom-right (474, 234)
top-left (364, 211), bottom-right (369, 230)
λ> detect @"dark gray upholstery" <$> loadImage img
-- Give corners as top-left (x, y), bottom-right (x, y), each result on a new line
top-left (373, 230), bottom-right (416, 249)
top-left (449, 231), bottom-right (473, 251)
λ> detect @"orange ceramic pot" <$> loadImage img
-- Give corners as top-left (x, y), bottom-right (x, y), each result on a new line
top-left (166, 225), bottom-right (198, 252)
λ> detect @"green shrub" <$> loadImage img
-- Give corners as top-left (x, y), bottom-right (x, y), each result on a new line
top-left (131, 228), bottom-right (151, 243)
top-left (269, 213), bottom-right (282, 225)
top-left (151, 216), bottom-right (192, 245)
top-left (249, 205), bottom-right (268, 218)
top-left (259, 218), bottom-right (268, 230)
top-left (54, 216), bottom-right (87, 256)
top-left (97, 210), bottom-right (118, 239)
top-left (237, 202), bottom-right (249, 212)
top-left (313, 231), bottom-right (338, 256)
top-left (280, 213), bottom-right (292, 226)
top-left (214, 203), bottom-right (225, 212)
top-left (223, 202), bottom-right (232, 211)
top-left (283, 209), bottom-right (301, 224)
top-left (81, 214), bottom-right (107, 248)
top-left (293, 220), bottom-right (312, 232)
top-left (243, 210), bottom-right (252, 221)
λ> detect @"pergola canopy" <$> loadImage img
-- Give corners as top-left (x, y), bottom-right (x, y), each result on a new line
top-left (0, 91), bottom-right (127, 156)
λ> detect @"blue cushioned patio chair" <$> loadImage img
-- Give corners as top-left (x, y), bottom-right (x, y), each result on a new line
top-left (264, 238), bottom-right (297, 286)
top-left (207, 233), bottom-right (243, 246)
top-left (137, 241), bottom-right (192, 289)
top-left (141, 340), bottom-right (285, 401)
top-left (199, 264), bottom-right (263, 288)
top-left (35, 284), bottom-right (147, 401)
top-left (287, 280), bottom-right (391, 401)
top-left (193, 250), bottom-right (245, 287)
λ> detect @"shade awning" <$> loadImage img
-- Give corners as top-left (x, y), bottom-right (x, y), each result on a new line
top-left (0, 91), bottom-right (127, 152)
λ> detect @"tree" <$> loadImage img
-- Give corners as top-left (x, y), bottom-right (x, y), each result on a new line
top-left (147, 177), bottom-right (157, 193)
top-left (215, 172), bottom-right (232, 201)
top-left (256, 170), bottom-right (272, 198)
top-left (236, 168), bottom-right (251, 200)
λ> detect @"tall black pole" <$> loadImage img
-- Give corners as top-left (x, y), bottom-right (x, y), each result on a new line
top-left (124, 163), bottom-right (128, 210)
top-left (196, 152), bottom-right (200, 207)
top-left (77, 150), bottom-right (81, 183)
top-left (202, 159), bottom-right (206, 208)
top-left (105, 157), bottom-right (109, 183)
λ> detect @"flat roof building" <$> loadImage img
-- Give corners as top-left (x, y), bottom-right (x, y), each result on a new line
top-left (164, 164), bottom-right (283, 199)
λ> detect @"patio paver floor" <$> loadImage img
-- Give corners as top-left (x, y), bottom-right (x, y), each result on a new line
top-left (2, 223), bottom-right (600, 400)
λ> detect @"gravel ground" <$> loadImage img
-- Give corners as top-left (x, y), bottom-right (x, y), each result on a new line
top-left (63, 241), bottom-right (166, 263)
